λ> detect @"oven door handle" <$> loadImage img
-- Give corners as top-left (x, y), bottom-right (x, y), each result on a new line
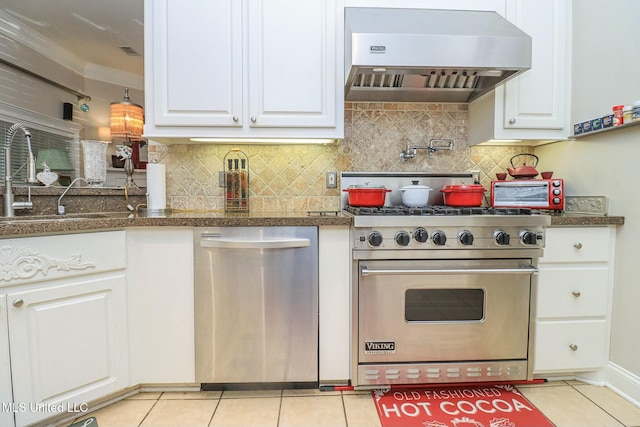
top-left (360, 266), bottom-right (537, 276)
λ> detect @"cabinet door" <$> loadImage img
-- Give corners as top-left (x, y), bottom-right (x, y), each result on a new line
top-left (149, 0), bottom-right (243, 126)
top-left (534, 320), bottom-right (607, 373)
top-left (537, 267), bottom-right (609, 319)
top-left (248, 0), bottom-right (338, 128)
top-left (541, 227), bottom-right (611, 263)
top-left (8, 275), bottom-right (129, 427)
top-left (126, 229), bottom-right (195, 384)
top-left (500, 0), bottom-right (570, 131)
top-left (0, 296), bottom-right (14, 427)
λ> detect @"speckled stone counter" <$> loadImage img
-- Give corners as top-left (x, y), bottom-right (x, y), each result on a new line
top-left (0, 210), bottom-right (352, 238)
top-left (549, 214), bottom-right (624, 227)
top-left (0, 206), bottom-right (624, 238)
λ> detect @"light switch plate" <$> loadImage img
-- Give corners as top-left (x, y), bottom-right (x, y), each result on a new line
top-left (326, 171), bottom-right (337, 188)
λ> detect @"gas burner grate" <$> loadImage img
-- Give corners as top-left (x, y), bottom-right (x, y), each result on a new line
top-left (344, 205), bottom-right (533, 216)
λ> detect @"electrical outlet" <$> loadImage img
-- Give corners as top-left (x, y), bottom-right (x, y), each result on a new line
top-left (470, 170), bottom-right (480, 184)
top-left (326, 171), bottom-right (337, 188)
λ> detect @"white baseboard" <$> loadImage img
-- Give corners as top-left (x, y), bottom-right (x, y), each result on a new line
top-left (606, 362), bottom-right (640, 409)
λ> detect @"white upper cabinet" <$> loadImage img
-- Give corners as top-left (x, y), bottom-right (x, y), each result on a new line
top-left (144, 0), bottom-right (344, 142)
top-left (468, 0), bottom-right (572, 144)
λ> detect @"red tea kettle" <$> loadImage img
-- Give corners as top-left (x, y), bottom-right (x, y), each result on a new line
top-left (507, 153), bottom-right (539, 179)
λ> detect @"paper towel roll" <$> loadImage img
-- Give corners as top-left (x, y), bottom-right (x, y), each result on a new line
top-left (147, 163), bottom-right (167, 210)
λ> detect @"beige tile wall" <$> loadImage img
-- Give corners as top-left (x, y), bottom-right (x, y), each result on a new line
top-left (151, 103), bottom-right (532, 211)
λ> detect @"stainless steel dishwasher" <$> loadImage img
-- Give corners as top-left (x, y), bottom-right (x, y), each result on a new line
top-left (194, 226), bottom-right (318, 385)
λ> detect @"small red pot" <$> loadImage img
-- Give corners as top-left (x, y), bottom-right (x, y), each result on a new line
top-left (441, 184), bottom-right (486, 207)
top-left (343, 186), bottom-right (391, 207)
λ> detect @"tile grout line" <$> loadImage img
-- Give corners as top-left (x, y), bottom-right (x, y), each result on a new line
top-left (276, 389), bottom-right (283, 427)
top-left (206, 396), bottom-right (222, 427)
top-left (340, 391), bottom-right (350, 427)
top-left (136, 391), bottom-right (163, 427)
top-left (570, 383), bottom-right (628, 427)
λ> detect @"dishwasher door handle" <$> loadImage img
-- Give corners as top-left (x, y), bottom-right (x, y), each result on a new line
top-left (200, 237), bottom-right (310, 249)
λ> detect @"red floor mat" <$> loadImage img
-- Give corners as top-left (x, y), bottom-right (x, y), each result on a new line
top-left (372, 384), bottom-right (555, 427)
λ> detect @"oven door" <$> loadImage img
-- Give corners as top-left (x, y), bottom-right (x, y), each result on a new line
top-left (358, 259), bottom-right (534, 364)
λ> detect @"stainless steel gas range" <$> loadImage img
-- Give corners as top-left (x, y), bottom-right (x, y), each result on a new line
top-left (342, 172), bottom-right (551, 388)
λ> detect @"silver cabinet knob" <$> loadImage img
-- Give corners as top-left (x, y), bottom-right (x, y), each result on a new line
top-left (13, 299), bottom-right (24, 308)
top-left (572, 290), bottom-right (581, 297)
top-left (569, 344), bottom-right (578, 351)
top-left (232, 116), bottom-right (239, 123)
top-left (509, 118), bottom-right (516, 124)
top-left (573, 242), bottom-right (583, 249)
top-left (250, 116), bottom-right (257, 123)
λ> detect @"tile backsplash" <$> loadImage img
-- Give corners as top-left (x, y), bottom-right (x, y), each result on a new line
top-left (152, 103), bottom-right (532, 211)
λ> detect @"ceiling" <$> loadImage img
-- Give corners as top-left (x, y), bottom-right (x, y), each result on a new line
top-left (0, 0), bottom-right (144, 77)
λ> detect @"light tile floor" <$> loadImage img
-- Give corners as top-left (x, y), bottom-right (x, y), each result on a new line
top-left (66, 381), bottom-right (640, 427)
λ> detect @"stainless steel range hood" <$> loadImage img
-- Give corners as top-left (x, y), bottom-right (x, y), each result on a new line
top-left (345, 8), bottom-right (532, 103)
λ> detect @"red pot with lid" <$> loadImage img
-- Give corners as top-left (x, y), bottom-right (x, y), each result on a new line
top-left (343, 185), bottom-right (391, 207)
top-left (441, 184), bottom-right (486, 207)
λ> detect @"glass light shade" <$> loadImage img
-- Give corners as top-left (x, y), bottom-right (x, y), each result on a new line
top-left (35, 149), bottom-right (74, 170)
top-left (110, 88), bottom-right (143, 141)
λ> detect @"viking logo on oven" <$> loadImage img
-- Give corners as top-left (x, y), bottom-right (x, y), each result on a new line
top-left (364, 341), bottom-right (395, 354)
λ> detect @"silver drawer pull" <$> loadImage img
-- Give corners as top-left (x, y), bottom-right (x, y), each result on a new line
top-left (13, 299), bottom-right (24, 308)
top-left (572, 290), bottom-right (581, 297)
top-left (573, 242), bottom-right (583, 249)
top-left (569, 344), bottom-right (578, 351)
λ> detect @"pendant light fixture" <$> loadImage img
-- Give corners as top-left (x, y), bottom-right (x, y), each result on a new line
top-left (110, 88), bottom-right (143, 141)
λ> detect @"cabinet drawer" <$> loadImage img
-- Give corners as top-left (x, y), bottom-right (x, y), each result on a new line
top-left (0, 231), bottom-right (126, 287)
top-left (541, 227), bottom-right (611, 263)
top-left (534, 320), bottom-right (607, 373)
top-left (537, 267), bottom-right (608, 318)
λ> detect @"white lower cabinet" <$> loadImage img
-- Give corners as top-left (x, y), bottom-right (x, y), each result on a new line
top-left (0, 231), bottom-right (128, 427)
top-left (318, 226), bottom-right (350, 385)
top-left (0, 295), bottom-right (13, 427)
top-left (534, 320), bottom-right (607, 372)
top-left (534, 226), bottom-right (615, 378)
top-left (8, 275), bottom-right (128, 426)
top-left (126, 228), bottom-right (195, 385)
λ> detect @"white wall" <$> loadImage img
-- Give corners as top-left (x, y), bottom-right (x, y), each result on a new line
top-left (534, 0), bottom-right (640, 390)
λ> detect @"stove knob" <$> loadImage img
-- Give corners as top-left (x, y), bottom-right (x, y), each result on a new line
top-left (458, 230), bottom-right (474, 246)
top-left (520, 230), bottom-right (538, 246)
top-left (494, 230), bottom-right (511, 246)
top-left (413, 227), bottom-right (429, 243)
top-left (431, 230), bottom-right (447, 246)
top-left (368, 231), bottom-right (383, 247)
top-left (395, 231), bottom-right (411, 246)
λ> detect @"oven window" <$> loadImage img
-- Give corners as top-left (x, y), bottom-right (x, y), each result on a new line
top-left (405, 289), bottom-right (485, 322)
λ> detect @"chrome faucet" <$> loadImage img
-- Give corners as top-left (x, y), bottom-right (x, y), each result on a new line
top-left (3, 123), bottom-right (37, 217)
top-left (57, 177), bottom-right (88, 215)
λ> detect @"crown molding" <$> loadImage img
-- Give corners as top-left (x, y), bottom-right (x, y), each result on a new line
top-left (84, 63), bottom-right (144, 91)
top-left (0, 10), bottom-right (143, 90)
top-left (0, 10), bottom-right (85, 75)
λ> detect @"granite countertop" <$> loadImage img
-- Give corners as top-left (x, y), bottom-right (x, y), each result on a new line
top-left (0, 210), bottom-right (352, 238)
top-left (549, 213), bottom-right (624, 226)
top-left (0, 209), bottom-right (623, 238)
